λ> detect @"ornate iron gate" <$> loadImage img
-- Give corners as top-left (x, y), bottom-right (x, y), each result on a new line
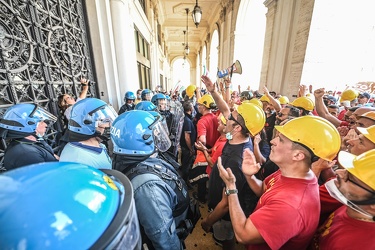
top-left (0, 0), bottom-right (97, 168)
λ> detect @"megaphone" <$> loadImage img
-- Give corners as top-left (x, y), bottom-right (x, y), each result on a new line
top-left (217, 60), bottom-right (242, 78)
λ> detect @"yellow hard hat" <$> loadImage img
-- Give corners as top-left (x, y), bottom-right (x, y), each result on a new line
top-left (338, 149), bottom-right (375, 190)
top-left (290, 97), bottom-right (315, 111)
top-left (275, 116), bottom-right (340, 161)
top-left (237, 103), bottom-right (266, 136)
top-left (340, 89), bottom-right (358, 102)
top-left (247, 98), bottom-right (263, 108)
top-left (279, 96), bottom-right (290, 105)
top-left (359, 111), bottom-right (375, 121)
top-left (186, 85), bottom-right (196, 98)
top-left (198, 94), bottom-right (216, 109)
top-left (357, 125), bottom-right (375, 144)
top-left (259, 95), bottom-right (270, 103)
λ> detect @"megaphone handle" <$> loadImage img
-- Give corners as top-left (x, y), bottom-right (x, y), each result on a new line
top-left (230, 63), bottom-right (234, 78)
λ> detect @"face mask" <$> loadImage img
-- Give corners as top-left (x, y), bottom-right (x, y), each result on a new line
top-left (226, 128), bottom-right (236, 140)
top-left (225, 132), bottom-right (232, 140)
top-left (325, 179), bottom-right (374, 219)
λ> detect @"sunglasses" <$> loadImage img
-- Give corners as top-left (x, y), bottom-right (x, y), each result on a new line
top-left (347, 174), bottom-right (375, 195)
top-left (228, 113), bottom-right (248, 132)
top-left (277, 112), bottom-right (288, 117)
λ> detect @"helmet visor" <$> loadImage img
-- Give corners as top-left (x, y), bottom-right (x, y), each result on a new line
top-left (90, 105), bottom-right (118, 127)
top-left (152, 120), bottom-right (171, 152)
top-left (30, 107), bottom-right (57, 125)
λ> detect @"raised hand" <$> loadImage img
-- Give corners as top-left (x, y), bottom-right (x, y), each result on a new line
top-left (201, 75), bottom-right (216, 93)
top-left (242, 148), bottom-right (261, 177)
top-left (314, 88), bottom-right (325, 98)
top-left (263, 86), bottom-right (269, 96)
top-left (217, 157), bottom-right (236, 186)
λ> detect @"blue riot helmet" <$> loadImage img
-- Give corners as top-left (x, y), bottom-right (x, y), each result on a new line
top-left (135, 100), bottom-right (157, 112)
top-left (111, 110), bottom-right (171, 155)
top-left (124, 91), bottom-right (136, 102)
top-left (68, 98), bottom-right (117, 140)
top-left (141, 89), bottom-right (152, 101)
top-left (151, 93), bottom-right (166, 106)
top-left (0, 162), bottom-right (141, 249)
top-left (151, 93), bottom-right (167, 111)
top-left (135, 101), bottom-right (169, 132)
top-left (0, 103), bottom-right (57, 136)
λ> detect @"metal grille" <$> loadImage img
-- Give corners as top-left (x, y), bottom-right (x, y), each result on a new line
top-left (0, 0), bottom-right (97, 168)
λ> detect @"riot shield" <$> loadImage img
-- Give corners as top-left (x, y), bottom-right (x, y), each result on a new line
top-left (168, 100), bottom-right (185, 159)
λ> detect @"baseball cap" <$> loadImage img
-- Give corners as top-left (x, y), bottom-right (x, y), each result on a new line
top-left (359, 92), bottom-right (371, 99)
top-left (325, 95), bottom-right (337, 103)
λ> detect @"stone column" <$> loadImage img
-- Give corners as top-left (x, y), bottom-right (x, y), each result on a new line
top-left (110, 0), bottom-right (139, 106)
top-left (260, 0), bottom-right (314, 99)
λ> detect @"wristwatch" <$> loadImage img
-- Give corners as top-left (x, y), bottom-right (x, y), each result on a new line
top-left (225, 188), bottom-right (238, 196)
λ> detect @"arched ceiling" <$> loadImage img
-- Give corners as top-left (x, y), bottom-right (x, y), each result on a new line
top-left (159, 0), bottom-right (222, 59)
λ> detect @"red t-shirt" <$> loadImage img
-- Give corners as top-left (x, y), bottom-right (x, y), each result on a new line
top-left (197, 113), bottom-right (220, 148)
top-left (248, 170), bottom-right (320, 250)
top-left (205, 136), bottom-right (226, 176)
top-left (309, 206), bottom-right (375, 249)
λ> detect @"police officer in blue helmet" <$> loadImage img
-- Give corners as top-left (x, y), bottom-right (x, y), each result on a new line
top-left (135, 101), bottom-right (180, 169)
top-left (141, 88), bottom-right (152, 101)
top-left (0, 161), bottom-right (141, 249)
top-left (118, 91), bottom-right (136, 115)
top-left (111, 110), bottom-right (194, 249)
top-left (151, 93), bottom-right (174, 136)
top-left (0, 103), bottom-right (58, 171)
top-left (59, 98), bottom-right (117, 169)
top-left (135, 100), bottom-right (164, 123)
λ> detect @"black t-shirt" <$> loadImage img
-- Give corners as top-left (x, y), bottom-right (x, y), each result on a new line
top-left (256, 159), bottom-right (279, 181)
top-left (265, 112), bottom-right (277, 144)
top-left (208, 140), bottom-right (259, 220)
top-left (4, 138), bottom-right (57, 171)
top-left (180, 113), bottom-right (196, 150)
top-left (118, 103), bottom-right (135, 115)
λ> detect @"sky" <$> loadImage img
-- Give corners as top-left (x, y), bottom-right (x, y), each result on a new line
top-left (301, 0), bottom-right (375, 92)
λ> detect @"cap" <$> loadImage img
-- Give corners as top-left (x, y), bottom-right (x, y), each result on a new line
top-left (325, 95), bottom-right (337, 103)
top-left (359, 92), bottom-right (371, 99)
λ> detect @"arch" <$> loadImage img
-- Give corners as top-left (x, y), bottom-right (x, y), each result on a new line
top-left (172, 57), bottom-right (191, 93)
top-left (233, 0), bottom-right (267, 91)
top-left (201, 44), bottom-right (208, 84)
top-left (209, 28), bottom-right (220, 81)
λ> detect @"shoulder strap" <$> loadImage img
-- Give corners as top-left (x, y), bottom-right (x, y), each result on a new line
top-left (125, 159), bottom-right (190, 217)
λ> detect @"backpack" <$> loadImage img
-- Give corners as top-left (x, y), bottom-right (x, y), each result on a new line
top-left (125, 158), bottom-right (201, 241)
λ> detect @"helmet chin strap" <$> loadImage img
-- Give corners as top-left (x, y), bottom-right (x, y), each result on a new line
top-left (31, 133), bottom-right (44, 141)
top-left (97, 127), bottom-right (110, 142)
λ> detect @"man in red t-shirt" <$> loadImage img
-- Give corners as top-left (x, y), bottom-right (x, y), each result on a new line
top-left (318, 125), bottom-right (375, 225)
top-left (217, 116), bottom-right (341, 249)
top-left (191, 94), bottom-right (220, 203)
top-left (310, 149), bottom-right (375, 249)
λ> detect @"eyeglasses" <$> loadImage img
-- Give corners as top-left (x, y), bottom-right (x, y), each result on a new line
top-left (347, 174), bottom-right (375, 195)
top-left (277, 112), bottom-right (288, 117)
top-left (228, 113), bottom-right (248, 132)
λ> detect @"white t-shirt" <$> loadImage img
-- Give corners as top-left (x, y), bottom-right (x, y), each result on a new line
top-left (64, 98), bottom-right (82, 120)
